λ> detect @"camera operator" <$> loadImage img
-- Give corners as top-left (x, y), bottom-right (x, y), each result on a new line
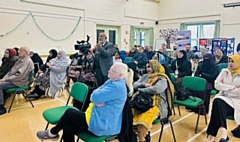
top-left (65, 50), bottom-right (93, 88)
top-left (92, 32), bottom-right (115, 86)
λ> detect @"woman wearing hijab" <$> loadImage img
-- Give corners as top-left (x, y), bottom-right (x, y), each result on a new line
top-left (0, 48), bottom-right (18, 79)
top-left (194, 53), bottom-right (219, 114)
top-left (48, 50), bottom-right (68, 95)
top-left (26, 49), bottom-right (67, 99)
top-left (132, 60), bottom-right (174, 142)
top-left (171, 50), bottom-right (192, 92)
top-left (214, 49), bottom-right (228, 64)
top-left (206, 55), bottom-right (240, 142)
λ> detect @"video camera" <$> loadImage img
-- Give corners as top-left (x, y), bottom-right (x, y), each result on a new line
top-left (74, 35), bottom-right (91, 54)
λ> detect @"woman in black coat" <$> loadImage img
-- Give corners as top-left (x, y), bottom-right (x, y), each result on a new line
top-left (171, 50), bottom-right (192, 92)
top-left (194, 53), bottom-right (219, 114)
top-left (0, 48), bottom-right (18, 79)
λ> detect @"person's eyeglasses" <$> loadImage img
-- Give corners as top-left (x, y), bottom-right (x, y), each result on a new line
top-left (146, 66), bottom-right (151, 68)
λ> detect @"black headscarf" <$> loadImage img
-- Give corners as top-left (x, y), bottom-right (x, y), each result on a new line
top-left (202, 53), bottom-right (215, 73)
top-left (176, 50), bottom-right (187, 67)
top-left (46, 49), bottom-right (57, 63)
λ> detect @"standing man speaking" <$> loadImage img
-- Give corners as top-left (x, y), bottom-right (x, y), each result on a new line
top-left (93, 33), bottom-right (115, 86)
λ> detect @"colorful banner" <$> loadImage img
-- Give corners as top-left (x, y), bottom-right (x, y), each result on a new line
top-left (176, 30), bottom-right (191, 50)
top-left (212, 38), bottom-right (235, 55)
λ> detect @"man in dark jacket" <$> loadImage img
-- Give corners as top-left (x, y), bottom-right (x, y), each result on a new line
top-left (132, 47), bottom-right (148, 68)
top-left (145, 46), bottom-right (155, 60)
top-left (30, 51), bottom-right (43, 75)
top-left (93, 32), bottom-right (115, 86)
top-left (128, 45), bottom-right (138, 57)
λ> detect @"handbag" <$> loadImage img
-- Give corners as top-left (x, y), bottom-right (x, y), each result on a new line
top-left (176, 86), bottom-right (196, 101)
top-left (130, 91), bottom-right (153, 112)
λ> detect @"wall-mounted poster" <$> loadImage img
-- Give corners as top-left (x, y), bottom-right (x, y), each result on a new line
top-left (159, 29), bottom-right (178, 51)
top-left (199, 38), bottom-right (212, 53)
top-left (176, 30), bottom-right (191, 50)
top-left (212, 38), bottom-right (235, 55)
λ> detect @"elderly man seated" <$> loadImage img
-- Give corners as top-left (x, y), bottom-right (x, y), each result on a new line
top-left (0, 46), bottom-right (34, 115)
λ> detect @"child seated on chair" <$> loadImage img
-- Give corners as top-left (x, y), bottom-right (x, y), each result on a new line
top-left (36, 63), bottom-right (133, 142)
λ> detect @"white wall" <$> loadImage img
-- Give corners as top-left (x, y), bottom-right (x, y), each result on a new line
top-left (157, 0), bottom-right (240, 52)
top-left (0, 0), bottom-right (159, 56)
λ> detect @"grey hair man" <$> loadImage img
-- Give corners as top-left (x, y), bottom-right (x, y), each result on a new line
top-left (0, 46), bottom-right (34, 115)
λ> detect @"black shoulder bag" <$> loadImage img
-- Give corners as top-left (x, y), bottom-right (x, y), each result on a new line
top-left (130, 91), bottom-right (153, 112)
top-left (176, 86), bottom-right (196, 101)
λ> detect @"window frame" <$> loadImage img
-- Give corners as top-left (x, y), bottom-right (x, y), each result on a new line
top-left (185, 22), bottom-right (216, 49)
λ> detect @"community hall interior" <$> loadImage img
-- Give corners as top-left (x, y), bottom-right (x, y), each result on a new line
top-left (1, 0), bottom-right (240, 142)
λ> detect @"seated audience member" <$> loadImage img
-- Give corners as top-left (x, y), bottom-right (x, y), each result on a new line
top-left (170, 45), bottom-right (179, 60)
top-left (214, 49), bottom-right (228, 64)
top-left (128, 46), bottom-right (147, 70)
top-left (192, 46), bottom-right (198, 53)
top-left (132, 60), bottom-right (174, 142)
top-left (153, 52), bottom-right (166, 65)
top-left (206, 54), bottom-right (240, 142)
top-left (191, 55), bottom-right (200, 76)
top-left (158, 47), bottom-right (170, 64)
top-left (128, 45), bottom-right (138, 57)
top-left (237, 43), bottom-right (240, 56)
top-left (171, 50), bottom-right (191, 92)
top-left (194, 53), bottom-right (219, 114)
top-left (26, 49), bottom-right (57, 99)
top-left (145, 46), bottom-right (155, 60)
top-left (29, 51), bottom-right (43, 75)
top-left (185, 45), bottom-right (194, 60)
top-left (0, 48), bottom-right (18, 79)
top-left (195, 47), bottom-right (207, 60)
top-left (114, 44), bottom-right (119, 52)
top-left (36, 62), bottom-right (133, 141)
top-left (48, 50), bottom-right (68, 95)
top-left (13, 47), bottom-right (19, 56)
top-left (65, 50), bottom-right (94, 88)
top-left (38, 49), bottom-right (58, 74)
top-left (0, 46), bottom-right (34, 115)
top-left (113, 51), bottom-right (122, 63)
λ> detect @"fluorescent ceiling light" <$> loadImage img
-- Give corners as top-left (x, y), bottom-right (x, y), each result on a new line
top-left (224, 2), bottom-right (240, 8)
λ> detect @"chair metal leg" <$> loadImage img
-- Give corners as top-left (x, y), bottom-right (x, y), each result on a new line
top-left (203, 105), bottom-right (208, 125)
top-left (195, 107), bottom-right (201, 133)
top-left (45, 123), bottom-right (49, 130)
top-left (177, 105), bottom-right (181, 116)
top-left (8, 92), bottom-right (17, 113)
top-left (172, 104), bottom-right (176, 116)
top-left (158, 122), bottom-right (165, 142)
top-left (23, 92), bottom-right (34, 108)
top-left (169, 120), bottom-right (176, 142)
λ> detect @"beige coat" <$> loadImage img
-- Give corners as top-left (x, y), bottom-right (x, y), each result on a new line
top-left (212, 68), bottom-right (240, 124)
top-left (4, 56), bottom-right (34, 87)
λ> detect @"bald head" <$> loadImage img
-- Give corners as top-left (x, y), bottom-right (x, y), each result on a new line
top-left (19, 46), bottom-right (30, 58)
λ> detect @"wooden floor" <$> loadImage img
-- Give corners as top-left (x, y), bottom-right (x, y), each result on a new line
top-left (0, 88), bottom-right (239, 142)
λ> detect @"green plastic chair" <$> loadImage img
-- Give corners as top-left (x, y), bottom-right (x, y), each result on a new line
top-left (5, 70), bottom-right (34, 113)
top-left (218, 63), bottom-right (228, 72)
top-left (211, 89), bottom-right (217, 95)
top-left (227, 115), bottom-right (234, 120)
top-left (174, 76), bottom-right (208, 133)
top-left (76, 131), bottom-right (116, 142)
top-left (43, 82), bottom-right (88, 130)
top-left (123, 57), bottom-right (132, 64)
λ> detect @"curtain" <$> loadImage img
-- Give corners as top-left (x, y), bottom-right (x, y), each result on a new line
top-left (180, 23), bottom-right (185, 30)
top-left (214, 20), bottom-right (220, 38)
top-left (149, 27), bottom-right (154, 48)
top-left (130, 26), bottom-right (135, 50)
